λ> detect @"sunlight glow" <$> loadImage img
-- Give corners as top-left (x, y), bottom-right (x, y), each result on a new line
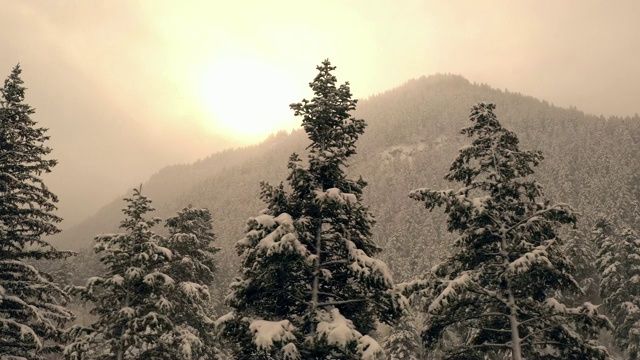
top-left (198, 57), bottom-right (302, 140)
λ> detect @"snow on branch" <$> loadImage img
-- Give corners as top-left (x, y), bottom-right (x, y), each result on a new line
top-left (469, 195), bottom-right (491, 215)
top-left (409, 187), bottom-right (494, 219)
top-left (238, 213), bottom-right (309, 258)
top-left (259, 214), bottom-right (307, 257)
top-left (281, 342), bottom-right (301, 360)
top-left (316, 308), bottom-right (361, 348)
top-left (249, 319), bottom-right (298, 355)
top-left (254, 214), bottom-right (277, 228)
top-left (0, 259), bottom-right (50, 284)
top-left (125, 266), bottom-right (143, 280)
top-left (179, 282), bottom-right (209, 301)
top-left (357, 335), bottom-right (385, 360)
top-left (428, 272), bottom-right (472, 312)
top-left (150, 242), bottom-right (173, 260)
top-left (315, 309), bottom-right (385, 359)
top-left (408, 188), bottom-right (453, 206)
top-left (507, 241), bottom-right (553, 274)
top-left (602, 262), bottom-right (620, 278)
top-left (345, 240), bottom-right (394, 288)
top-left (118, 306), bottom-right (135, 319)
top-left (544, 298), bottom-right (608, 322)
top-left (622, 301), bottom-right (639, 315)
top-left (544, 298), bottom-right (572, 316)
top-left (174, 325), bottom-right (204, 360)
top-left (213, 312), bottom-right (235, 330)
top-left (395, 272), bottom-right (439, 307)
top-left (0, 317), bottom-right (42, 349)
top-left (315, 188), bottom-right (358, 205)
top-left (396, 277), bottom-right (432, 297)
top-left (505, 204), bottom-right (576, 236)
top-left (143, 271), bottom-right (175, 287)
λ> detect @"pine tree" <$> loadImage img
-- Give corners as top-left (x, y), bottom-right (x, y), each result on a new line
top-left (218, 60), bottom-right (405, 359)
top-left (595, 219), bottom-right (640, 359)
top-left (382, 313), bottom-right (425, 360)
top-left (0, 64), bottom-right (74, 358)
top-left (562, 228), bottom-right (600, 304)
top-left (64, 188), bottom-right (176, 359)
top-left (408, 103), bottom-right (610, 359)
top-left (158, 205), bottom-right (221, 359)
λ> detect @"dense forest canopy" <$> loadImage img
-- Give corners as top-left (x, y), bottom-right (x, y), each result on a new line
top-left (49, 73), bottom-right (640, 284)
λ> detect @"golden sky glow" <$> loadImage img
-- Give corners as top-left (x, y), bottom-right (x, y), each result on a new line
top-left (196, 56), bottom-right (302, 140)
top-left (1, 0), bottom-right (639, 226)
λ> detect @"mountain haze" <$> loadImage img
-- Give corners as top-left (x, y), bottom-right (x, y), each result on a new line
top-left (50, 74), bottom-right (640, 287)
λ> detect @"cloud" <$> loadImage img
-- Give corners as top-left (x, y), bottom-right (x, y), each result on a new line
top-left (1, 0), bottom-right (638, 227)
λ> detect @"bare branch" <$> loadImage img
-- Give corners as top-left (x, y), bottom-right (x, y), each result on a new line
top-left (316, 299), bottom-right (366, 306)
top-left (319, 260), bottom-right (348, 267)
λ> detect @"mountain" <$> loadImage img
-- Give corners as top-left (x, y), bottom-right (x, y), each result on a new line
top-left (49, 73), bottom-right (640, 290)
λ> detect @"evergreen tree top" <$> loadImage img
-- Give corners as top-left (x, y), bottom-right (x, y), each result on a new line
top-left (448, 102), bottom-right (543, 187)
top-left (120, 186), bottom-right (161, 231)
top-left (1, 64), bottom-right (27, 104)
top-left (166, 205), bottom-right (217, 241)
top-left (290, 59), bottom-right (365, 190)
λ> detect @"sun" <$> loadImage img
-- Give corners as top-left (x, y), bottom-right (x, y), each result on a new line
top-left (198, 57), bottom-right (301, 140)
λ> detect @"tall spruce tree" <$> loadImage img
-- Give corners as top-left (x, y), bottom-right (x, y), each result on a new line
top-left (562, 228), bottom-right (600, 304)
top-left (218, 60), bottom-right (404, 359)
top-left (408, 103), bottom-right (610, 359)
top-left (382, 313), bottom-right (425, 360)
top-left (64, 188), bottom-right (176, 359)
top-left (595, 219), bottom-right (640, 359)
top-left (159, 205), bottom-right (221, 359)
top-left (0, 64), bottom-right (74, 358)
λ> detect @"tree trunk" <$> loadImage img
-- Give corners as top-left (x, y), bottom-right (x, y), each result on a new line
top-left (117, 284), bottom-right (131, 360)
top-left (507, 286), bottom-right (522, 360)
top-left (310, 220), bottom-right (322, 334)
top-left (500, 237), bottom-right (522, 360)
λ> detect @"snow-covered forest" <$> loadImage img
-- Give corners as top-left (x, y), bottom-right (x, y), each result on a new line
top-left (2, 59), bottom-right (640, 360)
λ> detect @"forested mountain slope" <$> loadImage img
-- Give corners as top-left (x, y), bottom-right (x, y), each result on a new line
top-left (51, 74), bottom-right (640, 288)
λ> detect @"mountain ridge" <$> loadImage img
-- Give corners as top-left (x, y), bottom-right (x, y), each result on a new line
top-left (49, 73), bottom-right (640, 286)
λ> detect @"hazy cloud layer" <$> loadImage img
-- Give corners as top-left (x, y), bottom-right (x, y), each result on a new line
top-left (1, 0), bottom-right (638, 227)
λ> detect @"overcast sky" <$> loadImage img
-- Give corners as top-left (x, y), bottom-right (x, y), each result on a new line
top-left (1, 0), bottom-right (639, 227)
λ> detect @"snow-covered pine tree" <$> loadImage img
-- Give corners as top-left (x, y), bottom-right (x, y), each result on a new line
top-left (408, 103), bottom-right (610, 360)
top-left (562, 228), bottom-right (600, 304)
top-left (595, 219), bottom-right (640, 359)
top-left (64, 188), bottom-right (176, 360)
top-left (0, 64), bottom-right (74, 358)
top-left (382, 313), bottom-right (425, 360)
top-left (158, 205), bottom-right (221, 359)
top-left (218, 60), bottom-right (404, 359)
